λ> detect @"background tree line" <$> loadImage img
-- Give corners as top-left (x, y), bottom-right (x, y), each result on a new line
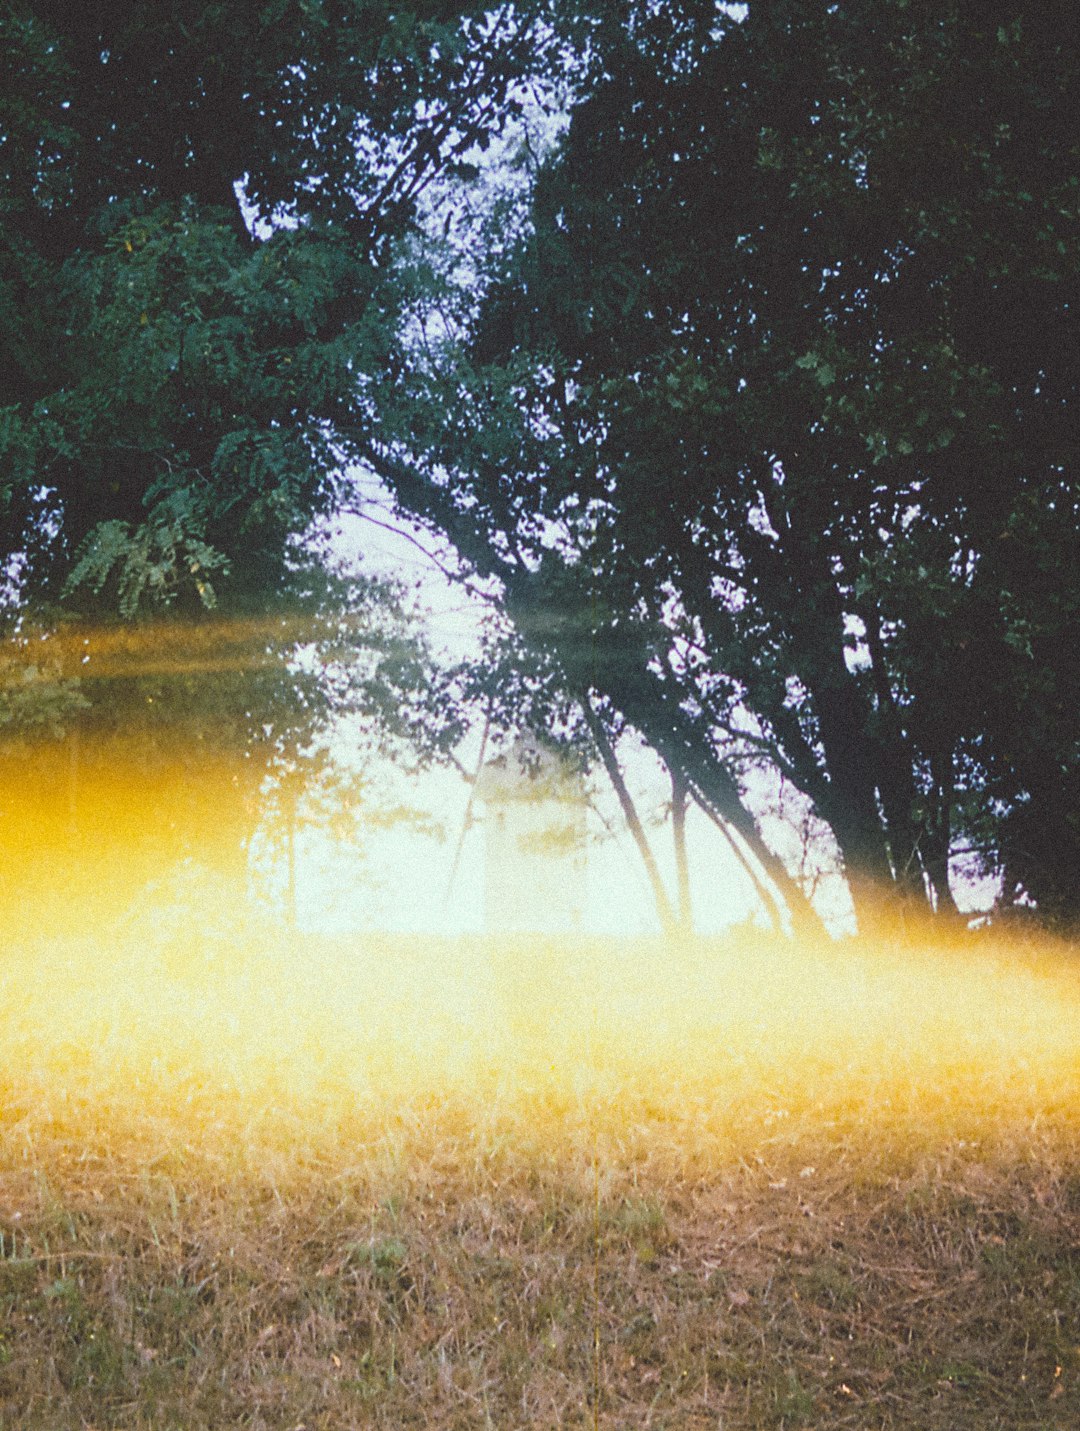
top-left (1, 0), bottom-right (1077, 937)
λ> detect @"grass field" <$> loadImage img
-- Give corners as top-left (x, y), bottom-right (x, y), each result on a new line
top-left (1, 923), bottom-right (1078, 1428)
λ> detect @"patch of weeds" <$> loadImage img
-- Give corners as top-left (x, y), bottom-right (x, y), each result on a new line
top-left (606, 1196), bottom-right (668, 1264)
top-left (352, 1235), bottom-right (406, 1275)
top-left (767, 1371), bottom-right (817, 1426)
top-left (621, 1308), bottom-right (657, 1357)
top-left (702, 1256), bottom-right (728, 1287)
top-left (43, 1276), bottom-right (82, 1311)
top-left (865, 1338), bottom-right (898, 1372)
top-left (900, 1183), bottom-right (935, 1214)
top-left (139, 1281), bottom-right (206, 1364)
top-left (71, 1324), bottom-right (127, 1395)
top-left (910, 1356), bottom-right (987, 1393)
top-left (979, 1231), bottom-right (1061, 1290)
top-left (532, 1288), bottom-right (578, 1341)
top-left (798, 1258), bottom-right (858, 1310)
top-left (155, 1280), bottom-right (206, 1317)
top-left (342, 1344), bottom-right (399, 1403)
top-left (347, 1236), bottom-right (413, 1301)
top-left (38, 1279), bottom-right (128, 1398)
top-left (934, 1358), bottom-right (987, 1389)
top-left (0, 1259), bottom-right (38, 1298)
top-left (533, 1187), bottom-right (580, 1239)
top-left (42, 1276), bottom-right (86, 1335)
top-left (709, 1346), bottom-right (757, 1386)
top-left (380, 1191), bottom-right (406, 1222)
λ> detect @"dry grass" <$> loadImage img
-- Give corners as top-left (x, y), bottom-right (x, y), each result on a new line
top-left (1, 924), bottom-right (1079, 1428)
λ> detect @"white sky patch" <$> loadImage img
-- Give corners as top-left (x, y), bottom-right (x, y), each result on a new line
top-left (747, 490), bottom-right (780, 541)
top-left (843, 612), bottom-right (871, 673)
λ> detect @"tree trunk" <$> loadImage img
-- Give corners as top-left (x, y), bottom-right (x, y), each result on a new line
top-left (601, 674), bottom-right (825, 936)
top-left (578, 693), bottom-right (678, 936)
top-left (671, 767), bottom-right (692, 933)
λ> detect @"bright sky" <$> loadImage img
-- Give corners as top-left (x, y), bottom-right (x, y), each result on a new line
top-left (264, 473), bottom-right (855, 940)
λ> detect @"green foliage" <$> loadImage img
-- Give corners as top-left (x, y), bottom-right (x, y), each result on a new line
top-left (366, 0), bottom-right (1080, 932)
top-left (63, 504), bottom-right (230, 618)
top-left (0, 1), bottom-right (555, 888)
top-left (0, 0), bottom-right (553, 605)
top-left (0, 663), bottom-right (88, 740)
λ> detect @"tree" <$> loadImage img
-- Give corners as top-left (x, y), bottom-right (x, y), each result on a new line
top-left (0, 1), bottom-right (548, 919)
top-left (1, 1), bottom-right (557, 613)
top-left (363, 0), bottom-right (1080, 936)
top-left (0, 564), bottom-right (464, 936)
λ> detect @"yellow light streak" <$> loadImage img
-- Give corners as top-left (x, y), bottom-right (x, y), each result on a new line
top-left (0, 611), bottom-right (378, 686)
top-left (1, 911), bottom-right (1077, 1183)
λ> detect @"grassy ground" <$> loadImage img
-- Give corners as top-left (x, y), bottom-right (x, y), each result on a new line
top-left (1, 926), bottom-right (1079, 1428)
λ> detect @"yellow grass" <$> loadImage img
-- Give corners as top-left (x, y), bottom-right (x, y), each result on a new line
top-left (3, 920), bottom-right (1078, 1181)
top-left (2, 919), bottom-right (1079, 1428)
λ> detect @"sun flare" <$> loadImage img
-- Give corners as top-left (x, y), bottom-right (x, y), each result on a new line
top-left (3, 908), bottom-right (1078, 1183)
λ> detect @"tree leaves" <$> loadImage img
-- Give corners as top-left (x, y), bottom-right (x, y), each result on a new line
top-left (364, 0), bottom-right (1080, 932)
top-left (62, 496), bottom-right (230, 618)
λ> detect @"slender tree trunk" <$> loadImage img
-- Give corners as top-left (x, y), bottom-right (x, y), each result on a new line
top-left (690, 775), bottom-right (821, 935)
top-left (589, 667), bottom-right (824, 936)
top-left (688, 792), bottom-right (786, 934)
top-left (671, 767), bottom-right (692, 933)
top-left (578, 693), bottom-right (677, 935)
top-left (443, 705), bottom-right (492, 914)
top-left (860, 606), bottom-right (937, 918)
top-left (776, 533), bottom-right (918, 936)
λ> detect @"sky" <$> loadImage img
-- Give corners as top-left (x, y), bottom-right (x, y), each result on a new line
top-left (259, 474), bottom-right (854, 940)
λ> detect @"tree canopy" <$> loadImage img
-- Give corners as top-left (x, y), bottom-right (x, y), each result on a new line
top-left (0, 0), bottom-right (547, 912)
top-left (365, 0), bottom-right (1080, 934)
top-left (0, 6), bottom-right (550, 714)
top-left (1, 0), bottom-right (555, 613)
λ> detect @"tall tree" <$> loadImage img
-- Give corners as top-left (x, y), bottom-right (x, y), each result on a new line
top-left (365, 0), bottom-right (1080, 935)
top-left (0, 1), bottom-right (546, 915)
